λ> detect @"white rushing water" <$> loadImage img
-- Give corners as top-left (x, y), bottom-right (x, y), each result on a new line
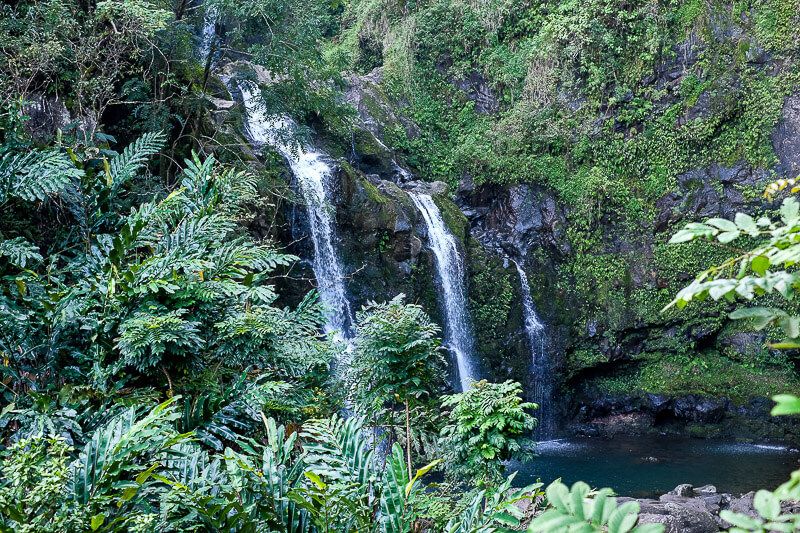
top-left (514, 260), bottom-right (545, 365)
top-left (409, 192), bottom-right (476, 391)
top-left (198, 7), bottom-right (217, 62)
top-left (239, 83), bottom-right (355, 338)
top-left (513, 260), bottom-right (553, 436)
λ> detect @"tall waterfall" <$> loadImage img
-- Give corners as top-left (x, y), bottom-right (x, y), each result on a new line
top-left (513, 260), bottom-right (554, 437)
top-left (409, 192), bottom-right (476, 391)
top-left (239, 83), bottom-right (355, 337)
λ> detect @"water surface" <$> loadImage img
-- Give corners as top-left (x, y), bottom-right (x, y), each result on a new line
top-left (511, 436), bottom-right (800, 498)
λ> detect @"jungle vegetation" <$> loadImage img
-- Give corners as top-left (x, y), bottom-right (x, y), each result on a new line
top-left (1, 0), bottom-right (799, 531)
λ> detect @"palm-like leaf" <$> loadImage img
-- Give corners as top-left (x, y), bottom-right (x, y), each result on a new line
top-left (107, 131), bottom-right (166, 190)
top-left (0, 148), bottom-right (82, 203)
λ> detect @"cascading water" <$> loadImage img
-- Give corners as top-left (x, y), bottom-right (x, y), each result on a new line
top-left (198, 6), bottom-right (217, 62)
top-left (239, 83), bottom-right (355, 338)
top-left (409, 192), bottom-right (477, 391)
top-left (513, 260), bottom-right (554, 437)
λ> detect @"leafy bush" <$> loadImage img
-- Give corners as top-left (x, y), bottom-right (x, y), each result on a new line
top-left (348, 294), bottom-right (446, 470)
top-left (439, 380), bottom-right (537, 485)
top-left (666, 177), bottom-right (800, 532)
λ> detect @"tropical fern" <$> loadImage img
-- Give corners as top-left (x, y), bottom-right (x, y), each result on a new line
top-left (106, 130), bottom-right (165, 190)
top-left (116, 309), bottom-right (203, 371)
top-left (0, 148), bottom-right (82, 203)
top-left (0, 237), bottom-right (41, 268)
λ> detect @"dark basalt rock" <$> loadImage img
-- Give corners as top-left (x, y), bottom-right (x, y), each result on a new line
top-left (655, 162), bottom-right (767, 233)
top-left (626, 485), bottom-right (800, 532)
top-left (22, 94), bottom-right (71, 142)
top-left (569, 391), bottom-right (800, 440)
top-left (450, 71), bottom-right (500, 115)
top-left (623, 485), bottom-right (729, 532)
top-left (457, 182), bottom-right (569, 259)
top-left (773, 93), bottom-right (800, 179)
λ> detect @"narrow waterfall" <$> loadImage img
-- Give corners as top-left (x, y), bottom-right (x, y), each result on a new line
top-left (409, 192), bottom-right (476, 391)
top-left (198, 7), bottom-right (217, 61)
top-left (239, 83), bottom-right (355, 338)
top-left (513, 260), bottom-right (554, 437)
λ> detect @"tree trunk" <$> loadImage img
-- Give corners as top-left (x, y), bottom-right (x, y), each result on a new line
top-left (405, 399), bottom-right (412, 475)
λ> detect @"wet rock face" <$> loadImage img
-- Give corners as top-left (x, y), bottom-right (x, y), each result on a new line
top-left (22, 94), bottom-right (71, 142)
top-left (773, 93), bottom-right (800, 179)
top-left (343, 67), bottom-right (420, 144)
top-left (458, 181), bottom-right (569, 259)
top-left (450, 71), bottom-right (499, 115)
top-left (569, 393), bottom-right (800, 440)
top-left (655, 163), bottom-right (768, 232)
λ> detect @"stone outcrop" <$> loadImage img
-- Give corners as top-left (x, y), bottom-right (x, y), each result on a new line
top-left (626, 484), bottom-right (800, 533)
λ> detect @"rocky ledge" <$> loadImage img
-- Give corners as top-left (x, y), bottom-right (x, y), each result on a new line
top-left (621, 484), bottom-right (800, 532)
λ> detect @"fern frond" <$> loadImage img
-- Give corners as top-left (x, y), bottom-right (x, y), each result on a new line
top-left (116, 309), bottom-right (203, 371)
top-left (0, 148), bottom-right (82, 202)
top-left (107, 131), bottom-right (166, 188)
top-left (0, 237), bottom-right (42, 268)
top-left (301, 415), bottom-right (375, 489)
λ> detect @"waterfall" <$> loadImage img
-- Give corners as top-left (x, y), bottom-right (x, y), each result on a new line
top-left (513, 260), bottom-right (554, 437)
top-left (409, 192), bottom-right (476, 391)
top-left (198, 6), bottom-right (217, 62)
top-left (239, 83), bottom-right (355, 338)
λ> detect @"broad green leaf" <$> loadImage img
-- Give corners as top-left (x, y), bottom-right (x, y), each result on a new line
top-left (772, 394), bottom-right (800, 416)
top-left (405, 458), bottom-right (441, 496)
top-left (707, 218), bottom-right (738, 232)
top-left (546, 481), bottom-right (570, 513)
top-left (717, 230), bottom-right (741, 243)
top-left (135, 462), bottom-right (160, 485)
top-left (720, 510), bottom-right (762, 529)
top-left (754, 490), bottom-right (780, 520)
top-left (735, 212), bottom-right (759, 235)
top-left (91, 514), bottom-right (105, 531)
top-left (751, 255), bottom-right (770, 276)
top-left (781, 198), bottom-right (800, 225)
top-left (778, 316), bottom-right (800, 338)
top-left (304, 470), bottom-right (326, 490)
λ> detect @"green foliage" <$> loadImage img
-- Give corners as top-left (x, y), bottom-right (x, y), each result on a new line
top-left (0, 436), bottom-right (84, 533)
top-left (1, 134), bottom-right (331, 391)
top-left (468, 247), bottom-right (514, 360)
top-left (348, 294), bottom-right (446, 466)
top-left (666, 197), bottom-right (800, 339)
top-left (349, 294), bottom-right (445, 412)
top-left (666, 178), bottom-right (800, 531)
top-left (446, 474), bottom-right (543, 532)
top-left (0, 237), bottom-right (41, 268)
top-left (1, 403), bottom-right (541, 532)
top-left (0, 148), bottom-right (82, 204)
top-left (529, 480), bottom-right (664, 533)
top-left (440, 380), bottom-right (537, 485)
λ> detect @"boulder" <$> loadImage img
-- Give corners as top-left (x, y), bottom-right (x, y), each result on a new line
top-left (669, 484), bottom-right (694, 497)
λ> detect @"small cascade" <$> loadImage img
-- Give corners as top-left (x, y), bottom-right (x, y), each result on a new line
top-left (513, 260), bottom-right (554, 437)
top-left (198, 6), bottom-right (217, 62)
top-left (239, 82), bottom-right (355, 338)
top-left (409, 192), bottom-right (477, 391)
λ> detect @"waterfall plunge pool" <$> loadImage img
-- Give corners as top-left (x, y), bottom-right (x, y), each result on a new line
top-left (510, 436), bottom-right (799, 498)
